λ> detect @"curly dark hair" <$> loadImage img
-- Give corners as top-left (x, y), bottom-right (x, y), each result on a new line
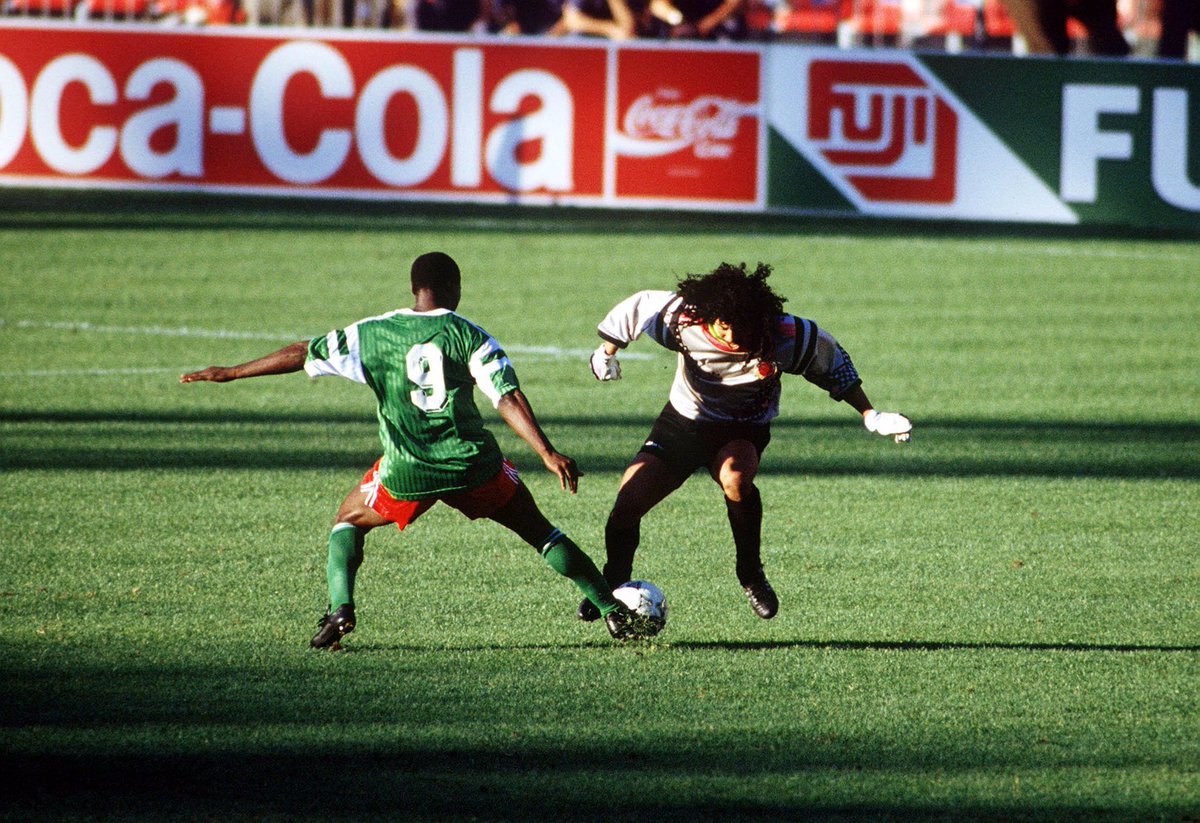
top-left (675, 262), bottom-right (787, 359)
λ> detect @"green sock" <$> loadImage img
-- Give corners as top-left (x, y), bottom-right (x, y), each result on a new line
top-left (327, 523), bottom-right (365, 611)
top-left (540, 530), bottom-right (620, 616)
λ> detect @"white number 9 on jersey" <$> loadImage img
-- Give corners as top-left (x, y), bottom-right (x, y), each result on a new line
top-left (407, 343), bottom-right (448, 412)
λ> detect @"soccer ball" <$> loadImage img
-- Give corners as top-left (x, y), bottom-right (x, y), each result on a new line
top-left (612, 580), bottom-right (668, 638)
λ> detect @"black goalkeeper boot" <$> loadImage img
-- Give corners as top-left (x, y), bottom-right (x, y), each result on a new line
top-left (742, 575), bottom-right (779, 620)
top-left (311, 604), bottom-right (356, 648)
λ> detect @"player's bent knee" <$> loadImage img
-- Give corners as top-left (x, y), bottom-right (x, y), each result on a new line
top-left (720, 474), bottom-right (755, 503)
top-left (335, 511), bottom-right (382, 531)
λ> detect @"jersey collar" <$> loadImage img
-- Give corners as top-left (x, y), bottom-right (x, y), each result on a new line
top-left (399, 308), bottom-right (454, 316)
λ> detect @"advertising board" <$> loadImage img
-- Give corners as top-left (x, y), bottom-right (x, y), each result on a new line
top-left (0, 22), bottom-right (1195, 232)
top-left (766, 47), bottom-right (1200, 232)
top-left (0, 25), bottom-right (763, 208)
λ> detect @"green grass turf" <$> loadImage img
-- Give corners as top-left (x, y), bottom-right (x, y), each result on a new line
top-left (1, 190), bottom-right (1197, 821)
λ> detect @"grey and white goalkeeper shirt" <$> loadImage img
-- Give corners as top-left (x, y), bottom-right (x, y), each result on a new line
top-left (597, 290), bottom-right (862, 425)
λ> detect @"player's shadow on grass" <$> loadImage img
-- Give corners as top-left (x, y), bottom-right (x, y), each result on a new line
top-left (337, 637), bottom-right (1200, 655)
top-left (5, 636), bottom-right (1197, 819)
top-left (668, 638), bottom-right (1200, 654)
top-left (4, 409), bottom-right (1198, 479)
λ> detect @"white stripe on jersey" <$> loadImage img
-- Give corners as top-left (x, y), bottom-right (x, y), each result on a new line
top-left (305, 324), bottom-right (367, 384)
top-left (468, 336), bottom-right (511, 408)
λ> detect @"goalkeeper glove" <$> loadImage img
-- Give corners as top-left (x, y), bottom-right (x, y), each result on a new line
top-left (864, 409), bottom-right (912, 443)
top-left (590, 346), bottom-right (621, 381)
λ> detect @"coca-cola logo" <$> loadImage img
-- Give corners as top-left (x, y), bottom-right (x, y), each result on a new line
top-left (615, 90), bottom-right (753, 159)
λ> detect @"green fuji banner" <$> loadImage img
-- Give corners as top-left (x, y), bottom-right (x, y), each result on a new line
top-left (766, 47), bottom-right (1200, 233)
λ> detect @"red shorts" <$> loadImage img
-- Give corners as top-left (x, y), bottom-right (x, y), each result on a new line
top-left (360, 458), bottom-right (521, 530)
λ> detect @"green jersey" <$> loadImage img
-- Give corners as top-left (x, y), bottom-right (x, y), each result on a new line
top-left (305, 308), bottom-right (520, 499)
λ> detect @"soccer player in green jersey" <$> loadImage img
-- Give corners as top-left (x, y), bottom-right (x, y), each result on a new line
top-left (182, 251), bottom-right (634, 646)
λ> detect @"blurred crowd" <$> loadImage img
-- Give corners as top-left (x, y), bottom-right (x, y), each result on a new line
top-left (4, 0), bottom-right (1196, 59)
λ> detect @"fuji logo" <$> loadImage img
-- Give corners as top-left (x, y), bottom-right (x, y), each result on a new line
top-left (807, 60), bottom-right (958, 204)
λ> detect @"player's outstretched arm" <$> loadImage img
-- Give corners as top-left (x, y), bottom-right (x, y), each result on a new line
top-left (840, 385), bottom-right (913, 443)
top-left (497, 390), bottom-right (581, 493)
top-left (180, 341), bottom-right (309, 384)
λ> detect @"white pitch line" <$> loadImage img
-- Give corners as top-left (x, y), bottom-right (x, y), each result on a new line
top-left (0, 367), bottom-right (187, 377)
top-left (0, 319), bottom-right (294, 342)
top-left (0, 318), bottom-right (657, 378)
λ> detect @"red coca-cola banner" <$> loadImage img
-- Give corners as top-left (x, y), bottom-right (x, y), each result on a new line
top-left (0, 24), bottom-right (762, 207)
top-left (611, 46), bottom-right (761, 205)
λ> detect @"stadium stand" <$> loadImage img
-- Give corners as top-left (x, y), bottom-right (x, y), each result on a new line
top-left (772, 0), bottom-right (847, 40)
top-left (79, 0), bottom-right (152, 18)
top-left (3, 0), bottom-right (77, 15)
top-left (924, 0), bottom-right (980, 51)
top-left (0, 0), bottom-right (1184, 57)
top-left (840, 0), bottom-right (902, 45)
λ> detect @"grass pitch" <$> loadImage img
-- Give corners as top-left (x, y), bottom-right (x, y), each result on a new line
top-left (1, 191), bottom-right (1197, 821)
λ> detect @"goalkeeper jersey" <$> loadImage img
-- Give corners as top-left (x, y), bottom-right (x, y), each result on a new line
top-left (597, 290), bottom-right (862, 424)
top-left (305, 308), bottom-right (520, 499)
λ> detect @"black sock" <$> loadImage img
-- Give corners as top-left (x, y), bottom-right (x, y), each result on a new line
top-left (603, 517), bottom-right (639, 587)
top-left (726, 485), bottom-right (764, 586)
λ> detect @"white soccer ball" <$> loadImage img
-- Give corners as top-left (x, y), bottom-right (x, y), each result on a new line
top-left (612, 580), bottom-right (668, 638)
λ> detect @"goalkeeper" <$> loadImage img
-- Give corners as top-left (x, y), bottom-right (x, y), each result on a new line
top-left (182, 251), bottom-right (634, 647)
top-left (581, 262), bottom-right (912, 622)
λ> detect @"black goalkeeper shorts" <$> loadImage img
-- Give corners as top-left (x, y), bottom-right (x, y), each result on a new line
top-left (637, 403), bottom-right (771, 481)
